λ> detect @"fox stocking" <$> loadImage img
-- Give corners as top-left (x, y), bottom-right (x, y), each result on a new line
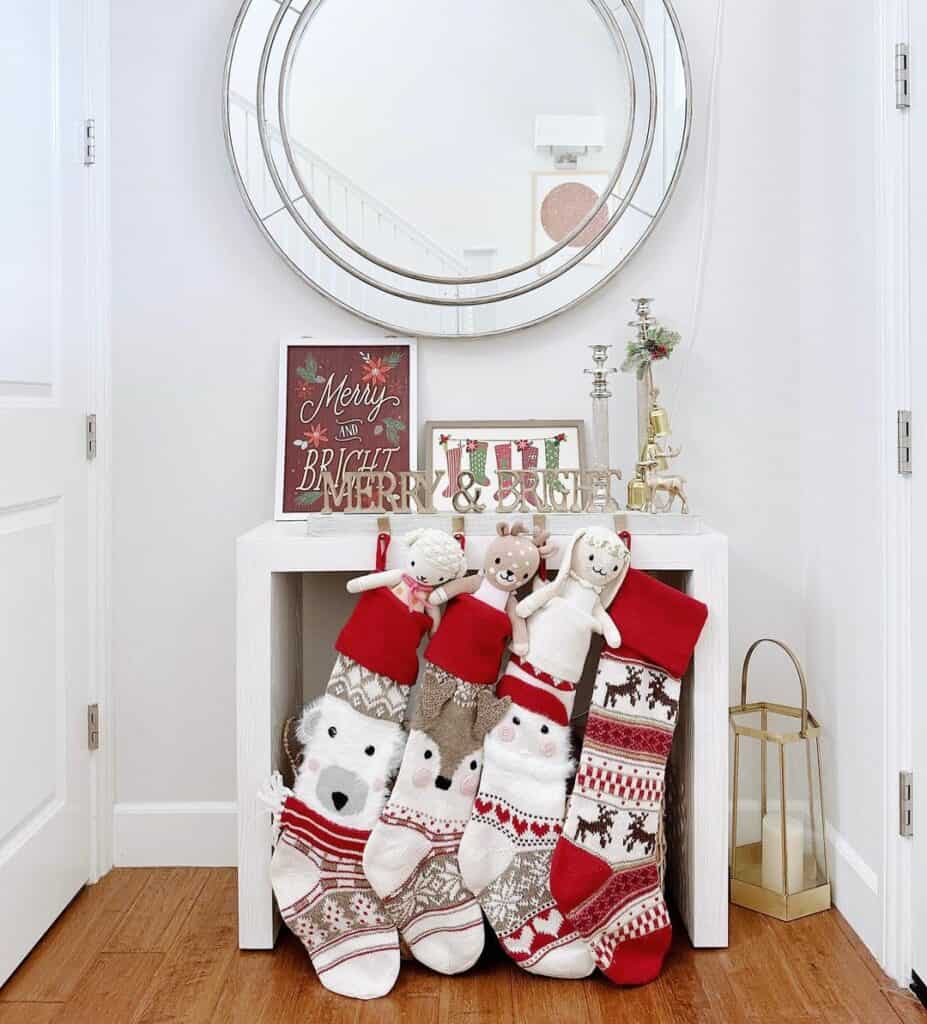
top-left (363, 667), bottom-right (509, 974)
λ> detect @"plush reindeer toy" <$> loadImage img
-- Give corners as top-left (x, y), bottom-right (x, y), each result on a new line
top-left (363, 521), bottom-right (551, 976)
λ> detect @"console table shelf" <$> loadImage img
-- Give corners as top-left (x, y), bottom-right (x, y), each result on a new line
top-left (235, 518), bottom-right (729, 951)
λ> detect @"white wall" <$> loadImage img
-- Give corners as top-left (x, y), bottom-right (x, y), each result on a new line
top-left (110, 0), bottom-right (806, 874)
top-left (799, 0), bottom-right (885, 958)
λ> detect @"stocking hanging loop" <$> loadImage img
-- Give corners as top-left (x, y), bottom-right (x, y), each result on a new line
top-left (375, 531), bottom-right (391, 571)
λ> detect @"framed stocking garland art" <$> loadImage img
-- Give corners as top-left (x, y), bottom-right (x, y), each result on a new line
top-left (275, 339), bottom-right (417, 519)
top-left (424, 421), bottom-right (586, 514)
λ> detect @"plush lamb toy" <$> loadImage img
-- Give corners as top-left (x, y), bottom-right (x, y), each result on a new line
top-left (363, 521), bottom-right (550, 976)
top-left (346, 527), bottom-right (468, 635)
top-left (262, 528), bottom-right (465, 1002)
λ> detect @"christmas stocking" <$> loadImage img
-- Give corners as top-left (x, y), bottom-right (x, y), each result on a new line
top-left (467, 440), bottom-right (491, 486)
top-left (549, 568), bottom-right (708, 986)
top-left (442, 444), bottom-right (462, 498)
top-left (458, 657), bottom-right (594, 978)
top-left (364, 592), bottom-right (512, 975)
top-left (265, 544), bottom-right (438, 1000)
top-left (494, 443), bottom-right (513, 501)
top-left (544, 437), bottom-right (569, 494)
top-left (518, 441), bottom-right (542, 509)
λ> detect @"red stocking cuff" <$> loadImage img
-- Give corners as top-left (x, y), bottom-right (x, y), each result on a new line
top-left (607, 568), bottom-right (708, 679)
top-left (336, 587), bottom-right (432, 685)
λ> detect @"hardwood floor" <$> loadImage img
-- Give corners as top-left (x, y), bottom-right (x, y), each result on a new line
top-left (1, 869), bottom-right (925, 1023)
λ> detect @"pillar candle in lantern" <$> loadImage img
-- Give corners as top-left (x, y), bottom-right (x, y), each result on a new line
top-left (761, 812), bottom-right (804, 894)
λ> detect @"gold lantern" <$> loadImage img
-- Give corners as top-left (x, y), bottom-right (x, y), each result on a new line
top-left (729, 639), bottom-right (831, 921)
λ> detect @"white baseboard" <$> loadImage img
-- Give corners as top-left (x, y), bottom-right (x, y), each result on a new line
top-left (826, 821), bottom-right (882, 961)
top-left (113, 801), bottom-right (238, 867)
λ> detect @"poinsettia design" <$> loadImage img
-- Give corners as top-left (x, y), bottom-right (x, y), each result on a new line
top-left (466, 439), bottom-right (479, 453)
top-left (360, 355), bottom-right (392, 386)
top-left (439, 433), bottom-right (451, 448)
top-left (303, 424), bottom-right (329, 448)
top-left (516, 439), bottom-right (531, 453)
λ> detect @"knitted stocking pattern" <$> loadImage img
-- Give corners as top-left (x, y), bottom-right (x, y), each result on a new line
top-left (459, 661), bottom-right (594, 979)
top-left (270, 794), bottom-right (400, 1000)
top-left (550, 650), bottom-right (678, 984)
top-left (363, 667), bottom-right (509, 975)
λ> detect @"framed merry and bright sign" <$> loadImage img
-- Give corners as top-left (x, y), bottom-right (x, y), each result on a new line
top-left (275, 339), bottom-right (417, 518)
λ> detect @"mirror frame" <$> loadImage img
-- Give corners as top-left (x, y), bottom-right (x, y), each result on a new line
top-left (223, 0), bottom-right (692, 336)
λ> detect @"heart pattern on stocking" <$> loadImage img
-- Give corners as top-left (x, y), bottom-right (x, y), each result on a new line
top-left (503, 925), bottom-right (535, 956)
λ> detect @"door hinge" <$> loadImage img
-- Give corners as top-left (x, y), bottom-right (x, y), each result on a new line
top-left (86, 413), bottom-right (97, 460)
top-left (897, 44), bottom-right (910, 109)
top-left (87, 704), bottom-right (100, 751)
top-left (83, 118), bottom-right (96, 166)
top-left (900, 770), bottom-right (914, 837)
top-left (898, 410), bottom-right (912, 475)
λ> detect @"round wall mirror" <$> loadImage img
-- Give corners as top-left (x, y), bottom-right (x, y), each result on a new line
top-left (224, 0), bottom-right (691, 338)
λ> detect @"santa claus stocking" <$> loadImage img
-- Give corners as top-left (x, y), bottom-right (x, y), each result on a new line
top-left (494, 443), bottom-right (513, 501)
top-left (442, 444), bottom-right (462, 498)
top-left (458, 658), bottom-right (594, 978)
top-left (467, 440), bottom-right (491, 486)
top-left (549, 569), bottom-right (707, 986)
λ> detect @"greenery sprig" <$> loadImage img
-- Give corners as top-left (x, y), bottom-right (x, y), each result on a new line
top-left (621, 326), bottom-right (681, 380)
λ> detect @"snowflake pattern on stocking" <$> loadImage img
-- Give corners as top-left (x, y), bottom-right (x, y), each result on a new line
top-left (385, 852), bottom-right (470, 930)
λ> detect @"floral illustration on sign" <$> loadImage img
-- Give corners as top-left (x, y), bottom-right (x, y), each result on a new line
top-left (282, 343), bottom-right (413, 514)
top-left (297, 354), bottom-right (326, 385)
top-left (303, 424), bottom-right (329, 448)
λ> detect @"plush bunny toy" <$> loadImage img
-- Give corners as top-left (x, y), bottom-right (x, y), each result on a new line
top-left (515, 526), bottom-right (630, 684)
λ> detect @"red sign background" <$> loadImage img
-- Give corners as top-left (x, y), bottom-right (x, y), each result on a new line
top-left (280, 343), bottom-right (413, 514)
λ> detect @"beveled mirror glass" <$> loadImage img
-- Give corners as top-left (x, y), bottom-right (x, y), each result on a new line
top-left (224, 0), bottom-right (690, 337)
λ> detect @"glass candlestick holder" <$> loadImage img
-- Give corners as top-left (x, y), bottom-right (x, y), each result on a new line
top-left (584, 343), bottom-right (617, 511)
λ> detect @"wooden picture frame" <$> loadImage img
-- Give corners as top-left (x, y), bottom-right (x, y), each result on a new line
top-left (424, 419), bottom-right (585, 513)
top-left (275, 338), bottom-right (417, 519)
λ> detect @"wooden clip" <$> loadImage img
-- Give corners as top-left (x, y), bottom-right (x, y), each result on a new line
top-left (377, 515), bottom-right (391, 535)
top-left (533, 514), bottom-right (547, 535)
top-left (451, 515), bottom-right (466, 551)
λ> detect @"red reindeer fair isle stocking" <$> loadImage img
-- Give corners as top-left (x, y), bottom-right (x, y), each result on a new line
top-left (549, 569), bottom-right (708, 986)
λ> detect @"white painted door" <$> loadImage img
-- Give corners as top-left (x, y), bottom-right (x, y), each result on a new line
top-left (0, 0), bottom-right (96, 985)
top-left (912, 0), bottom-right (927, 998)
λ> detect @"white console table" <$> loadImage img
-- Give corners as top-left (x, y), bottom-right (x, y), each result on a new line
top-left (236, 516), bottom-right (729, 951)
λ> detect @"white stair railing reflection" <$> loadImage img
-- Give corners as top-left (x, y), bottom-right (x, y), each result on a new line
top-left (229, 92), bottom-right (473, 333)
